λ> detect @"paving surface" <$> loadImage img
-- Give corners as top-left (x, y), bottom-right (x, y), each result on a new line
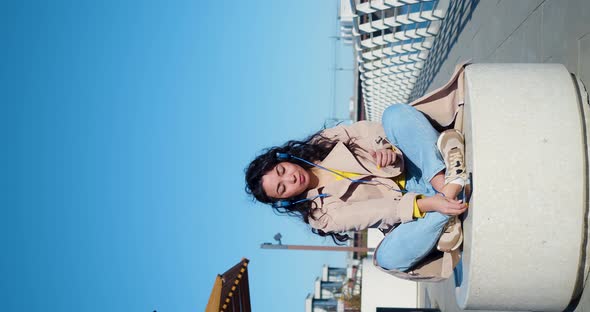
top-left (415, 0), bottom-right (590, 311)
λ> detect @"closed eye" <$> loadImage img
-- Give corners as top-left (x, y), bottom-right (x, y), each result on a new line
top-left (275, 165), bottom-right (285, 195)
top-left (278, 184), bottom-right (285, 195)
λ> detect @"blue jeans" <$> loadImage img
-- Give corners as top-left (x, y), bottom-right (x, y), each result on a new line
top-left (375, 104), bottom-right (450, 271)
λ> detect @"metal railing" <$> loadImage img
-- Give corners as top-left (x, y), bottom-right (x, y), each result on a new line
top-left (348, 0), bottom-right (451, 121)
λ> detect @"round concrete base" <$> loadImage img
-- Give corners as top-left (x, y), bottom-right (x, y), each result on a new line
top-left (455, 64), bottom-right (588, 311)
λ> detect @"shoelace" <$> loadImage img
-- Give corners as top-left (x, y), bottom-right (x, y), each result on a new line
top-left (446, 148), bottom-right (465, 177)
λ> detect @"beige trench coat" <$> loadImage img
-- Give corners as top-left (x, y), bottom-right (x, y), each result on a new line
top-left (307, 63), bottom-right (467, 235)
top-left (306, 121), bottom-right (420, 233)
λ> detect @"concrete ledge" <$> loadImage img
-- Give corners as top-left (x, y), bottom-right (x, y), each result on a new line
top-left (456, 64), bottom-right (587, 311)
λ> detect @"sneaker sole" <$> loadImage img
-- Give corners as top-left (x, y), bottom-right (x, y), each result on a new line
top-left (437, 220), bottom-right (464, 252)
top-left (437, 231), bottom-right (463, 252)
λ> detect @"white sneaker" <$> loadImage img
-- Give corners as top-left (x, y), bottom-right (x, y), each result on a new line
top-left (437, 129), bottom-right (467, 184)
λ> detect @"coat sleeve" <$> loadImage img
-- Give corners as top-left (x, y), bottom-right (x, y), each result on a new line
top-left (309, 192), bottom-right (420, 233)
top-left (320, 121), bottom-right (390, 149)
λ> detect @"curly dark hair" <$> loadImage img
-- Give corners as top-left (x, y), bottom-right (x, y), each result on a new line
top-left (245, 131), bottom-right (352, 244)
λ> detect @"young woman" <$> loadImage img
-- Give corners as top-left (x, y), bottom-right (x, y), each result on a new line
top-left (245, 104), bottom-right (468, 271)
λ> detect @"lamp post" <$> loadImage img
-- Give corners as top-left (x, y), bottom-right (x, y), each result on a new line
top-left (260, 233), bottom-right (374, 253)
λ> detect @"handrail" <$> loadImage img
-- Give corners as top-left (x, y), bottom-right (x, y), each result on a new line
top-left (348, 0), bottom-right (451, 121)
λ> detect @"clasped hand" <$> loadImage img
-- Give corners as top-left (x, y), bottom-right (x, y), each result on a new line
top-left (418, 194), bottom-right (467, 215)
top-left (370, 148), bottom-right (397, 168)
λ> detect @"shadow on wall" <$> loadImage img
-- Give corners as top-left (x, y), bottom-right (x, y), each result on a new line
top-left (409, 0), bottom-right (479, 101)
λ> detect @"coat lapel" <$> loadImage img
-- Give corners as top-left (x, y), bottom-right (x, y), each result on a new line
top-left (306, 178), bottom-right (353, 201)
top-left (305, 142), bottom-right (370, 201)
top-left (319, 141), bottom-right (401, 177)
top-left (306, 141), bottom-right (403, 204)
top-left (318, 142), bottom-right (373, 175)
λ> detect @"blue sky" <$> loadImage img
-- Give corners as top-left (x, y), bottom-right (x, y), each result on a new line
top-left (2, 1), bottom-right (354, 311)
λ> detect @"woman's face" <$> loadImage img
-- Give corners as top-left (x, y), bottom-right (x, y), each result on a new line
top-left (262, 162), bottom-right (310, 199)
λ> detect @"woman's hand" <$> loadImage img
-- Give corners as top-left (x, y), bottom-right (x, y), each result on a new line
top-left (417, 194), bottom-right (467, 215)
top-left (370, 148), bottom-right (397, 168)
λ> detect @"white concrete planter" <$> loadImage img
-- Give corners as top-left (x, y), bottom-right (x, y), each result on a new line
top-left (455, 64), bottom-right (589, 311)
